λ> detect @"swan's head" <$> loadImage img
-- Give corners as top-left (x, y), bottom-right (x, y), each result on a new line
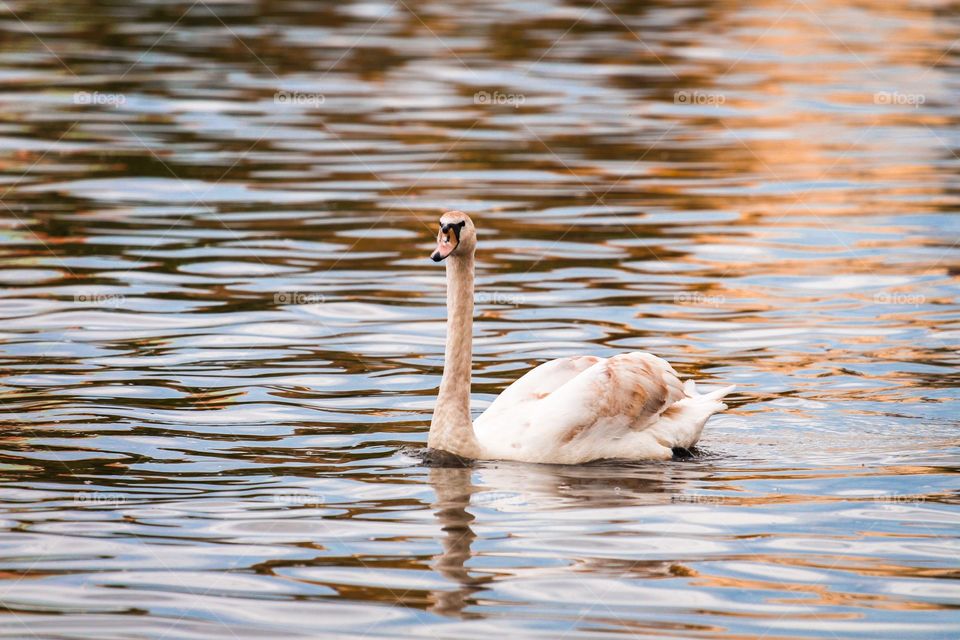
top-left (430, 211), bottom-right (476, 262)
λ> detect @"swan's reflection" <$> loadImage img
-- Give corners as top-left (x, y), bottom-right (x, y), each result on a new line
top-left (427, 466), bottom-right (488, 616)
top-left (425, 459), bottom-right (707, 616)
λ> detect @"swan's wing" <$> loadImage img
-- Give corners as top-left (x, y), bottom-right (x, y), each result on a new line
top-left (474, 355), bottom-right (603, 428)
top-left (536, 352), bottom-right (685, 432)
top-left (476, 352), bottom-right (687, 463)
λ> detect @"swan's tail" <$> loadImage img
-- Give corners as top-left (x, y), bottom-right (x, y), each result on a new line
top-left (649, 380), bottom-right (736, 450)
top-left (683, 379), bottom-right (736, 404)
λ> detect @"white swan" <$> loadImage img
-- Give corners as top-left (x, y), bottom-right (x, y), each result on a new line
top-left (428, 211), bottom-right (734, 464)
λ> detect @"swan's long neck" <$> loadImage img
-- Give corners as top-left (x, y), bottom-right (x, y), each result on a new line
top-left (428, 252), bottom-right (483, 458)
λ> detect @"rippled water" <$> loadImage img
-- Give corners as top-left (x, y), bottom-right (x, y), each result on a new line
top-left (1, 0), bottom-right (958, 637)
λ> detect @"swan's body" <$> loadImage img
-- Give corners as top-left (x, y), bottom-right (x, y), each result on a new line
top-left (428, 211), bottom-right (734, 464)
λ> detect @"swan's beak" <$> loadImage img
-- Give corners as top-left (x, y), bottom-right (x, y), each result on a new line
top-left (430, 222), bottom-right (462, 262)
top-left (430, 241), bottom-right (454, 262)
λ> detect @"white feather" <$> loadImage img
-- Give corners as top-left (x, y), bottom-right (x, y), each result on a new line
top-left (473, 352), bottom-right (734, 464)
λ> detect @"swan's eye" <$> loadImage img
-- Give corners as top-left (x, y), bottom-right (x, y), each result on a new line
top-left (440, 221), bottom-right (466, 242)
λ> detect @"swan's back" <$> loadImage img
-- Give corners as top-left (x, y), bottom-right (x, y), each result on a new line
top-left (473, 352), bottom-right (733, 463)
top-left (474, 355), bottom-right (601, 429)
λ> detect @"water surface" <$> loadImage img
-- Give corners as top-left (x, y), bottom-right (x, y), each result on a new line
top-left (0, 0), bottom-right (958, 637)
